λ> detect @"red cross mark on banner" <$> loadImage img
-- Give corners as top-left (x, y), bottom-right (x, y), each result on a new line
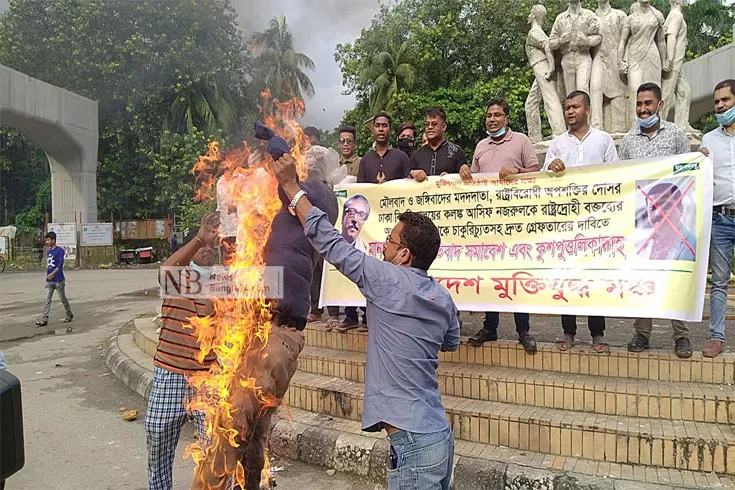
top-left (635, 180), bottom-right (696, 257)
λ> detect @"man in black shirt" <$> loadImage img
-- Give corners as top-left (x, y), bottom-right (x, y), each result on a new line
top-left (357, 112), bottom-right (411, 184)
top-left (409, 107), bottom-right (472, 182)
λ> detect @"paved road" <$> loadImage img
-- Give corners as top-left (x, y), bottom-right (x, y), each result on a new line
top-left (0, 270), bottom-right (375, 490)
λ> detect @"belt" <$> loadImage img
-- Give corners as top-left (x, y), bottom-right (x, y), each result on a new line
top-left (713, 206), bottom-right (735, 216)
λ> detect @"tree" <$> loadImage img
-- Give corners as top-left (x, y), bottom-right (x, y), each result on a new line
top-left (0, 0), bottom-right (255, 224)
top-left (252, 15), bottom-right (315, 101)
top-left (361, 37), bottom-right (416, 113)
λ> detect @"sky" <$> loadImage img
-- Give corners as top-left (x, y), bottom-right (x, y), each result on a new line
top-left (234, 0), bottom-right (386, 130)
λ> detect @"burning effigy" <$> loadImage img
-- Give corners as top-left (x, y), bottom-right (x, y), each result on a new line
top-left (183, 92), bottom-right (344, 490)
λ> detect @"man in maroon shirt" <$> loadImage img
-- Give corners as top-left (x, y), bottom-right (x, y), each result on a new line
top-left (357, 112), bottom-right (412, 184)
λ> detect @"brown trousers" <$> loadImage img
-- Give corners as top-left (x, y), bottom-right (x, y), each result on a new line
top-left (191, 326), bottom-right (303, 490)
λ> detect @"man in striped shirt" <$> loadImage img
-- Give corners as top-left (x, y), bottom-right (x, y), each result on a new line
top-left (145, 213), bottom-right (219, 490)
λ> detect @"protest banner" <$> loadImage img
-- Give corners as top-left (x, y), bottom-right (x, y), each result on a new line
top-left (320, 152), bottom-right (712, 321)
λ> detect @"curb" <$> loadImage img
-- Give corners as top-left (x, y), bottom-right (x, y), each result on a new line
top-left (104, 322), bottom-right (687, 490)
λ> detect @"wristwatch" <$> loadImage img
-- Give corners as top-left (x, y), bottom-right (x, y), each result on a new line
top-left (288, 189), bottom-right (307, 215)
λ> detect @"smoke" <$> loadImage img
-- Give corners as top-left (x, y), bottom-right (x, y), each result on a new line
top-left (234, 0), bottom-right (385, 130)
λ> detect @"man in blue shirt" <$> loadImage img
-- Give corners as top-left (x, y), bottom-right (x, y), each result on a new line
top-left (35, 231), bottom-right (73, 327)
top-left (272, 153), bottom-right (460, 490)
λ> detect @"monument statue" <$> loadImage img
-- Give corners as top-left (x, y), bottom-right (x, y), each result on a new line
top-left (618, 0), bottom-right (666, 126)
top-left (525, 4), bottom-right (566, 143)
top-left (590, 0), bottom-right (628, 133)
top-left (549, 0), bottom-right (601, 94)
top-left (661, 0), bottom-right (696, 132)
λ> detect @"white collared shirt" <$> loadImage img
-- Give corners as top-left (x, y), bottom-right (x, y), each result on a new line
top-left (543, 126), bottom-right (619, 170)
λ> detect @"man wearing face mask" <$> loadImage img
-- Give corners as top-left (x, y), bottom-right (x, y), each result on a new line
top-left (409, 107), bottom-right (471, 182)
top-left (700, 79), bottom-right (735, 358)
top-left (467, 98), bottom-right (540, 180)
top-left (396, 121), bottom-right (417, 158)
top-left (145, 213), bottom-right (220, 490)
top-left (618, 82), bottom-right (693, 359)
top-left (271, 152), bottom-right (460, 490)
top-left (466, 98), bottom-right (539, 354)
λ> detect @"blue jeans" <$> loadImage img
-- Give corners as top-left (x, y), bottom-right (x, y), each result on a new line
top-left (386, 427), bottom-right (454, 490)
top-left (484, 311), bottom-right (530, 335)
top-left (709, 213), bottom-right (735, 341)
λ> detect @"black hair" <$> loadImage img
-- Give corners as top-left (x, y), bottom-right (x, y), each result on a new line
top-left (373, 111), bottom-right (392, 125)
top-left (486, 98), bottom-right (510, 116)
top-left (397, 120), bottom-right (417, 138)
top-left (397, 211), bottom-right (441, 271)
top-left (567, 90), bottom-right (591, 107)
top-left (424, 107), bottom-right (447, 122)
top-left (637, 83), bottom-right (662, 102)
top-left (714, 79), bottom-right (735, 97)
top-left (339, 126), bottom-right (357, 139)
top-left (45, 231), bottom-right (57, 241)
top-left (304, 126), bottom-right (321, 142)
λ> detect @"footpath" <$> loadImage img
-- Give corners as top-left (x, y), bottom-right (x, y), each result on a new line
top-left (106, 306), bottom-right (735, 490)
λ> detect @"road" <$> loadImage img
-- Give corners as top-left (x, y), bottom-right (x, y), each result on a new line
top-left (0, 269), bottom-right (375, 490)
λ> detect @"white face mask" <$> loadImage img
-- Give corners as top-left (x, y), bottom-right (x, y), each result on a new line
top-left (390, 249), bottom-right (408, 265)
top-left (189, 261), bottom-right (212, 277)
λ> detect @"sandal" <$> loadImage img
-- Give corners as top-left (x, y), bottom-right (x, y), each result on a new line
top-left (307, 313), bottom-right (323, 323)
top-left (62, 315), bottom-right (74, 323)
top-left (326, 316), bottom-right (340, 332)
top-left (556, 334), bottom-right (574, 351)
top-left (592, 336), bottom-right (609, 353)
top-left (35, 320), bottom-right (48, 327)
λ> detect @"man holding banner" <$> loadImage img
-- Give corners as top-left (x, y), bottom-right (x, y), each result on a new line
top-left (545, 90), bottom-right (618, 353)
top-left (272, 152), bottom-right (460, 490)
top-left (701, 78), bottom-right (735, 358)
top-left (467, 97), bottom-right (540, 353)
top-left (619, 82), bottom-right (694, 359)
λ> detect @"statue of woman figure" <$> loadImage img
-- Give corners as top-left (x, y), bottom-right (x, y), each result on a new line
top-left (618, 0), bottom-right (666, 125)
top-left (525, 4), bottom-right (566, 139)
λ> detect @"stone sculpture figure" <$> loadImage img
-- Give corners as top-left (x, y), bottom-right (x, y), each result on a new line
top-left (618, 0), bottom-right (666, 126)
top-left (525, 4), bottom-right (566, 142)
top-left (549, 0), bottom-right (602, 95)
top-left (590, 0), bottom-right (628, 133)
top-left (661, 0), bottom-right (695, 131)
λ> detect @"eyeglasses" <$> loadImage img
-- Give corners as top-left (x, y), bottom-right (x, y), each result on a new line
top-left (425, 121), bottom-right (442, 128)
top-left (339, 138), bottom-right (354, 144)
top-left (345, 207), bottom-right (368, 221)
top-left (385, 234), bottom-right (404, 248)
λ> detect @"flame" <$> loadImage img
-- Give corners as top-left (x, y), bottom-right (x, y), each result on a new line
top-left (185, 90), bottom-right (309, 489)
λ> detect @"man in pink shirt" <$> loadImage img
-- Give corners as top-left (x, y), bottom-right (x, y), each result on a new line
top-left (468, 98), bottom-right (541, 178)
top-left (466, 97), bottom-right (540, 354)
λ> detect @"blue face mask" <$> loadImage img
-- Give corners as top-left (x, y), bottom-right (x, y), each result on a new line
top-left (189, 261), bottom-right (212, 277)
top-left (716, 106), bottom-right (735, 126)
top-left (637, 112), bottom-right (660, 129)
top-left (487, 126), bottom-right (507, 138)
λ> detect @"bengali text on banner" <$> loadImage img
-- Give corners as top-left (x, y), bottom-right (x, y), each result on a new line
top-left (320, 152), bottom-right (713, 321)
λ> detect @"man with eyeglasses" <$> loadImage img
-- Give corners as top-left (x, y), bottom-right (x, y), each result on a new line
top-left (336, 195), bottom-right (371, 332)
top-left (338, 125), bottom-right (361, 177)
top-left (409, 107), bottom-right (471, 182)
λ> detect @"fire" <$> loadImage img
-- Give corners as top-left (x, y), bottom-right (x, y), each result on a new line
top-left (184, 90), bottom-right (309, 489)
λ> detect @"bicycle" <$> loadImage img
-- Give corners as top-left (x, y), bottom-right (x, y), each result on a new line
top-left (0, 256), bottom-right (5, 273)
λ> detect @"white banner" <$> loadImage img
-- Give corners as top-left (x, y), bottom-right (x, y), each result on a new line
top-left (48, 223), bottom-right (77, 260)
top-left (81, 223), bottom-right (113, 246)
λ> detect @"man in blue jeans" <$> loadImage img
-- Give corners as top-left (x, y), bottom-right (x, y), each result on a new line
top-left (36, 231), bottom-right (73, 327)
top-left (272, 153), bottom-right (460, 490)
top-left (701, 78), bottom-right (735, 358)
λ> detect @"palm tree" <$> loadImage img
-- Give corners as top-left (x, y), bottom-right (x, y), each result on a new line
top-left (253, 15), bottom-right (315, 100)
top-left (163, 74), bottom-right (236, 137)
top-left (361, 38), bottom-right (416, 114)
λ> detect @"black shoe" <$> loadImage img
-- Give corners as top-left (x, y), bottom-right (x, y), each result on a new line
top-left (627, 333), bottom-right (650, 352)
top-left (467, 328), bottom-right (498, 345)
top-left (519, 332), bottom-right (537, 354)
top-left (674, 337), bottom-right (693, 359)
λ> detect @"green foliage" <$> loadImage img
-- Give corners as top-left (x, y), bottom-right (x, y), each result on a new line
top-left (0, 0), bottom-right (254, 224)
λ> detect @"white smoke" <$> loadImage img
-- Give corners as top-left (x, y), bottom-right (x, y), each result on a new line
top-left (233, 0), bottom-right (386, 129)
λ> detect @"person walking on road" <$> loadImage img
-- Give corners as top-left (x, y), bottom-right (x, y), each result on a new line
top-left (35, 231), bottom-right (73, 327)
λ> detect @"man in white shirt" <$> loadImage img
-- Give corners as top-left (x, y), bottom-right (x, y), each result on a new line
top-left (546, 90), bottom-right (618, 353)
